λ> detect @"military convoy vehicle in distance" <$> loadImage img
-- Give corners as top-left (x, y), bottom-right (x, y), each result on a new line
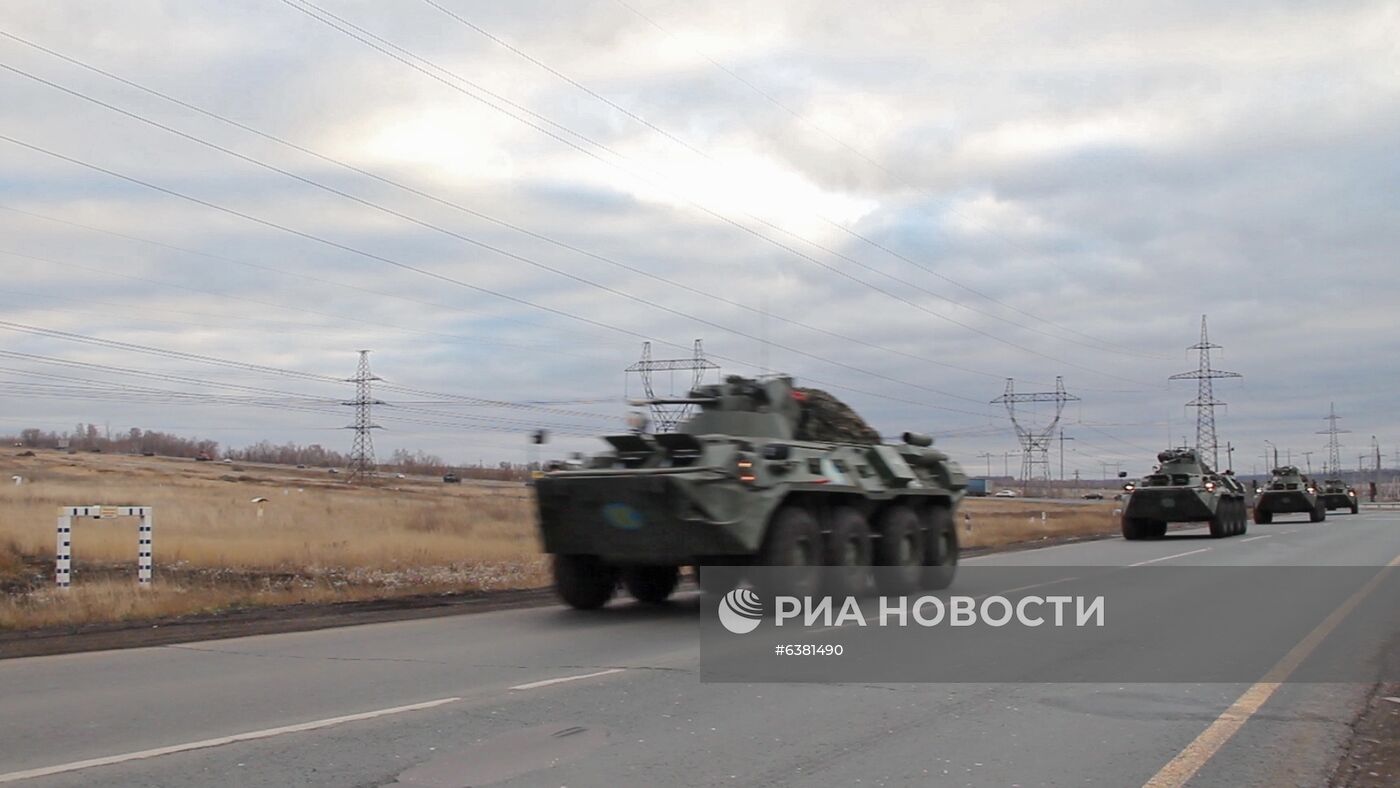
top-left (1254, 466), bottom-right (1326, 523)
top-left (1317, 478), bottom-right (1360, 514)
top-left (533, 375), bottom-right (967, 609)
top-left (1119, 448), bottom-right (1250, 539)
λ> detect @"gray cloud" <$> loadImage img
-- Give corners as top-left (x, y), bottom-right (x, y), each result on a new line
top-left (0, 0), bottom-right (1396, 474)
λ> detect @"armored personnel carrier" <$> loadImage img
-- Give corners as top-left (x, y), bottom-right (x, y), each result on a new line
top-left (533, 375), bottom-right (967, 609)
top-left (1254, 466), bottom-right (1326, 523)
top-left (1317, 479), bottom-right (1360, 514)
top-left (1120, 448), bottom-right (1249, 539)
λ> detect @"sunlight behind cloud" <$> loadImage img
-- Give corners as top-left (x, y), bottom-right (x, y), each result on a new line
top-left (353, 105), bottom-right (519, 183)
top-left (574, 146), bottom-right (879, 243)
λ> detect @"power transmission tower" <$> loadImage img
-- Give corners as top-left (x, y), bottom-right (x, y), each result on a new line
top-left (991, 377), bottom-right (1079, 491)
top-left (343, 350), bottom-right (383, 482)
top-left (1317, 402), bottom-right (1348, 476)
top-left (625, 340), bottom-right (720, 432)
top-left (1168, 316), bottom-right (1241, 471)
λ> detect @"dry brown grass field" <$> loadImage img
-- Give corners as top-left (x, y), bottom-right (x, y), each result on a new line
top-left (0, 450), bottom-right (1118, 630)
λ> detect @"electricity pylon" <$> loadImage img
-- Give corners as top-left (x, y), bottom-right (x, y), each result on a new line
top-left (1169, 316), bottom-right (1240, 471)
top-left (344, 350), bottom-right (383, 482)
top-left (1317, 402), bottom-right (1348, 476)
top-left (625, 340), bottom-right (720, 432)
top-left (991, 377), bottom-right (1078, 488)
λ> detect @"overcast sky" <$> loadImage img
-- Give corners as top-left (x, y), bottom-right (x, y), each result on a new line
top-left (1, 0), bottom-right (1397, 477)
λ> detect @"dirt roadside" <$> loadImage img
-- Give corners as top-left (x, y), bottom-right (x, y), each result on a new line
top-left (0, 586), bottom-right (557, 660)
top-left (1330, 682), bottom-right (1400, 787)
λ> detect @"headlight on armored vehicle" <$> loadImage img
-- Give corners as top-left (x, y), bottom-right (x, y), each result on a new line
top-left (1307, 487), bottom-right (1316, 494)
top-left (1123, 483), bottom-right (1135, 492)
top-left (736, 454), bottom-right (756, 483)
top-left (1205, 481), bottom-right (1216, 492)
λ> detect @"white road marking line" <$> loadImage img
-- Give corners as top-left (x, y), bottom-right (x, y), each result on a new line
top-left (509, 667), bottom-right (625, 691)
top-left (1128, 548), bottom-right (1211, 567)
top-left (977, 577), bottom-right (1081, 600)
top-left (1143, 552), bottom-right (1400, 788)
top-left (963, 541), bottom-right (1087, 561)
top-left (1240, 535), bottom-right (1272, 543)
top-left (0, 696), bottom-right (460, 784)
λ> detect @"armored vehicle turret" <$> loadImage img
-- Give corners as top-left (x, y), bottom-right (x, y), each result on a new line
top-left (533, 375), bottom-right (967, 609)
top-left (1317, 478), bottom-right (1360, 514)
top-left (1254, 466), bottom-right (1326, 523)
top-left (1120, 448), bottom-right (1249, 539)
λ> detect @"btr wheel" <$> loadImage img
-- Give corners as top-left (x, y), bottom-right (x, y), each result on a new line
top-left (1310, 502), bottom-right (1326, 523)
top-left (1209, 505), bottom-right (1230, 538)
top-left (874, 505), bottom-right (924, 596)
top-left (1236, 500), bottom-right (1248, 535)
top-left (1122, 516), bottom-right (1148, 540)
top-left (1151, 520), bottom-right (1168, 539)
top-left (921, 506), bottom-right (959, 591)
top-left (824, 506), bottom-right (873, 598)
top-left (553, 554), bottom-right (618, 610)
top-left (758, 505), bottom-right (822, 598)
top-left (1351, 502), bottom-right (1360, 514)
top-left (1254, 507), bottom-right (1272, 525)
top-left (623, 565), bottom-right (680, 605)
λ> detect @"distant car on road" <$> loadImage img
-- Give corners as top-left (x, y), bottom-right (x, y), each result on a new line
top-left (328, 468), bottom-right (340, 475)
top-left (1082, 492), bottom-right (1105, 500)
top-left (442, 473), bottom-right (461, 484)
top-left (296, 464), bottom-right (306, 469)
top-left (221, 458), bottom-right (233, 464)
top-left (994, 489), bottom-right (1018, 498)
top-left (395, 473), bottom-right (406, 479)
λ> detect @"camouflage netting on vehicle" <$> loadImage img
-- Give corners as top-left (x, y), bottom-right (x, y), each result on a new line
top-left (793, 388), bottom-right (881, 444)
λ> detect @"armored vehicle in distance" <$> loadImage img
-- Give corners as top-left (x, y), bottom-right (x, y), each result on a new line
top-left (533, 375), bottom-right (967, 609)
top-left (1317, 478), bottom-right (1360, 514)
top-left (1120, 448), bottom-right (1249, 539)
top-left (1254, 466), bottom-right (1326, 523)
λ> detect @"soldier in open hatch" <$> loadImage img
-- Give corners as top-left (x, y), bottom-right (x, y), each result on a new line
top-left (533, 375), bottom-right (967, 609)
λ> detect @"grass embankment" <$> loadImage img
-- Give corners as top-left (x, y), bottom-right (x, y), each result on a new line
top-left (0, 451), bottom-right (544, 629)
top-left (0, 451), bottom-right (1119, 629)
top-left (960, 498), bottom-right (1119, 549)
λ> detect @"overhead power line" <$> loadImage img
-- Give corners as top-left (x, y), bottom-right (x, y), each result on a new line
top-left (611, 0), bottom-right (1166, 361)
top-left (0, 324), bottom-right (617, 421)
top-left (269, 1), bottom-right (1158, 386)
top-left (0, 133), bottom-right (994, 418)
top-left (0, 44), bottom-right (1100, 391)
top-left (417, 0), bottom-right (1166, 363)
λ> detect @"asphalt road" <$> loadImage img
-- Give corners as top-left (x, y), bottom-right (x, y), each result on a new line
top-left (2, 511), bottom-right (1398, 787)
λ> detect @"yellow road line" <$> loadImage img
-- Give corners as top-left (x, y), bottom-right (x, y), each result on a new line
top-left (1142, 553), bottom-right (1400, 787)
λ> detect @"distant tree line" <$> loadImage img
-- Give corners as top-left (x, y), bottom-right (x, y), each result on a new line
top-left (226, 440), bottom-right (349, 467)
top-left (10, 424), bottom-right (219, 459)
top-left (5, 426), bottom-right (533, 481)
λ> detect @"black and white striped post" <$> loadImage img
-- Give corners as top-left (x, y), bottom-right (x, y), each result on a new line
top-left (55, 506), bottom-right (153, 589)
